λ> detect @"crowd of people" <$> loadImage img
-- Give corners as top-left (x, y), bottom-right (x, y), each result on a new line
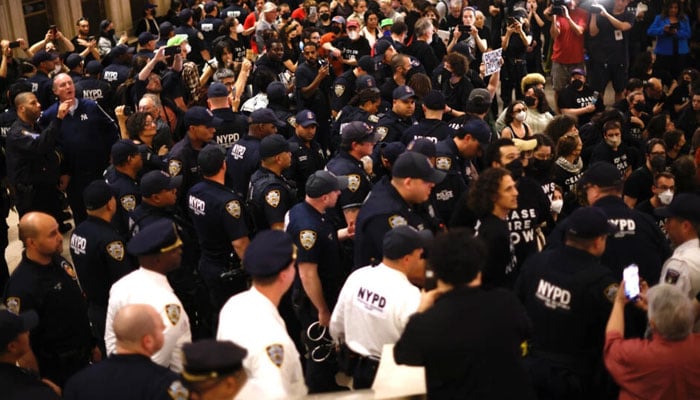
top-left (1, 0), bottom-right (700, 398)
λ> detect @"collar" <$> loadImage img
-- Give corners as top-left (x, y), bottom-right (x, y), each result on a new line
top-left (68, 99), bottom-right (79, 114)
top-left (137, 267), bottom-right (172, 290)
top-left (676, 238), bottom-right (700, 253)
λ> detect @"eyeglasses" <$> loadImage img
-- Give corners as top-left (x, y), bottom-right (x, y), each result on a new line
top-left (650, 151), bottom-right (666, 156)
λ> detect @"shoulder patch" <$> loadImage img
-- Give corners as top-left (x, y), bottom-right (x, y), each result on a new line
top-left (6, 297), bottom-right (20, 314)
top-left (225, 200), bottom-right (242, 218)
top-left (265, 189), bottom-right (281, 207)
top-left (106, 241), bottom-right (125, 261)
top-left (368, 114), bottom-right (379, 123)
top-left (603, 283), bottom-right (619, 303)
top-left (266, 344), bottom-right (284, 367)
top-left (376, 126), bottom-right (388, 141)
top-left (165, 304), bottom-right (181, 325)
top-left (436, 156), bottom-right (452, 171)
top-left (168, 380), bottom-right (189, 400)
top-left (169, 159), bottom-right (182, 176)
top-left (61, 260), bottom-right (78, 280)
top-left (197, 31), bottom-right (204, 40)
top-left (388, 214), bottom-right (408, 228)
top-left (287, 116), bottom-right (296, 127)
top-left (120, 195), bottom-right (137, 212)
top-left (334, 84), bottom-right (346, 98)
top-left (299, 230), bottom-right (317, 250)
top-left (347, 174), bottom-right (361, 192)
top-left (664, 268), bottom-right (681, 285)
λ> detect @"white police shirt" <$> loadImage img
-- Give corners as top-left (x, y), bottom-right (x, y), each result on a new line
top-left (660, 238), bottom-right (700, 329)
top-left (330, 263), bottom-right (421, 359)
top-left (104, 268), bottom-right (191, 371)
top-left (217, 286), bottom-right (307, 399)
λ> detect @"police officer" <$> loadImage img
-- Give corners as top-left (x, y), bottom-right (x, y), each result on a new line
top-left (188, 144), bottom-right (251, 312)
top-left (6, 92), bottom-right (68, 223)
top-left (27, 50), bottom-right (57, 109)
top-left (207, 82), bottom-right (248, 150)
top-left (175, 8), bottom-right (211, 67)
top-left (354, 152), bottom-right (446, 268)
top-left (75, 60), bottom-right (114, 114)
top-left (101, 45), bottom-right (134, 89)
top-left (331, 56), bottom-right (376, 116)
top-left (198, 2), bottom-right (224, 49)
top-left (107, 139), bottom-right (143, 238)
top-left (267, 81), bottom-right (296, 139)
top-left (181, 339), bottom-right (248, 400)
top-left (63, 304), bottom-right (187, 400)
top-left (376, 85), bottom-right (417, 143)
top-left (105, 219), bottom-right (192, 372)
top-left (331, 84), bottom-right (381, 144)
top-left (286, 171), bottom-right (349, 392)
top-left (247, 134), bottom-right (297, 232)
top-left (226, 108), bottom-right (285, 197)
top-left (71, 180), bottom-right (136, 353)
top-left (401, 90), bottom-right (455, 145)
top-left (168, 106), bottom-right (222, 211)
top-left (515, 207), bottom-right (619, 400)
top-left (288, 110), bottom-right (327, 200)
top-left (3, 212), bottom-right (96, 387)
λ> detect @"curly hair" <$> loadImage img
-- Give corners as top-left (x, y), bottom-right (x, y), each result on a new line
top-left (125, 112), bottom-right (151, 140)
top-left (467, 167), bottom-right (511, 216)
top-left (428, 229), bottom-right (486, 285)
top-left (445, 52), bottom-right (468, 77)
top-left (556, 133), bottom-right (581, 159)
top-left (544, 114), bottom-right (577, 144)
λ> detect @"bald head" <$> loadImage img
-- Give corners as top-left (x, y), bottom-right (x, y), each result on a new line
top-left (113, 304), bottom-right (163, 354)
top-left (14, 92), bottom-right (36, 109)
top-left (18, 212), bottom-right (55, 244)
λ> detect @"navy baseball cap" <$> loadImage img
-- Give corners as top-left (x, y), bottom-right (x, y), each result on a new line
top-left (0, 310), bottom-right (38, 349)
top-left (83, 180), bottom-right (115, 210)
top-left (111, 139), bottom-right (140, 165)
top-left (31, 50), bottom-right (58, 66)
top-left (182, 339), bottom-right (247, 381)
top-left (179, 8), bottom-right (193, 22)
top-left (250, 109), bottom-right (285, 127)
top-left (86, 60), bottom-right (103, 75)
top-left (110, 45), bottom-right (135, 58)
top-left (127, 219), bottom-right (183, 256)
top-left (197, 144), bottom-right (227, 176)
top-left (373, 39), bottom-right (393, 60)
top-left (455, 118), bottom-right (492, 145)
top-left (655, 193), bottom-right (700, 223)
top-left (306, 171), bottom-right (349, 198)
top-left (407, 138), bottom-right (436, 158)
top-left (204, 1), bottom-right (218, 13)
top-left (357, 55), bottom-right (376, 73)
top-left (295, 109), bottom-right (317, 127)
top-left (266, 81), bottom-right (287, 102)
top-left (393, 85), bottom-right (417, 101)
top-left (379, 142), bottom-right (406, 165)
top-left (160, 21), bottom-right (174, 37)
top-left (422, 90), bottom-right (446, 110)
top-left (341, 121), bottom-right (379, 145)
top-left (393, 152), bottom-right (446, 183)
top-left (579, 162), bottom-right (622, 188)
top-left (185, 106), bottom-right (223, 128)
top-left (138, 31), bottom-right (158, 45)
top-left (356, 74), bottom-right (378, 91)
top-left (144, 2), bottom-right (158, 9)
top-left (140, 170), bottom-right (182, 197)
top-left (383, 225), bottom-right (433, 260)
top-left (65, 53), bottom-right (83, 69)
top-left (260, 134), bottom-right (295, 158)
top-left (243, 230), bottom-right (295, 276)
top-left (566, 207), bottom-right (618, 238)
top-left (207, 82), bottom-right (229, 98)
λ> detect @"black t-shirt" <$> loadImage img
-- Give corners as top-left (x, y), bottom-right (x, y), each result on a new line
top-left (405, 41), bottom-right (439, 76)
top-left (557, 85), bottom-right (604, 126)
top-left (332, 36), bottom-right (371, 71)
top-left (588, 10), bottom-right (635, 64)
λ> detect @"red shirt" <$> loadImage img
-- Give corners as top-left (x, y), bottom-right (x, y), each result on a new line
top-left (551, 8), bottom-right (588, 64)
top-left (244, 12), bottom-right (259, 54)
top-left (604, 330), bottom-right (700, 400)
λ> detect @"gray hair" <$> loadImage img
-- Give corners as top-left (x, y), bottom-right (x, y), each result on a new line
top-left (414, 17), bottom-right (434, 39)
top-left (140, 93), bottom-right (162, 108)
top-left (214, 68), bottom-right (236, 83)
top-left (647, 284), bottom-right (694, 341)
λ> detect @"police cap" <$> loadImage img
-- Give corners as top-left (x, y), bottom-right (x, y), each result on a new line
top-left (357, 55), bottom-right (376, 73)
top-left (373, 39), bottom-right (393, 61)
top-left (127, 219), bottom-right (183, 256)
top-left (243, 230), bottom-right (295, 277)
top-left (249, 108), bottom-right (285, 127)
top-left (160, 21), bottom-right (174, 37)
top-left (306, 171), bottom-right (349, 198)
top-left (341, 121), bottom-right (378, 145)
top-left (0, 310), bottom-right (38, 350)
top-left (393, 85), bottom-right (417, 101)
top-left (65, 53), bottom-right (83, 70)
top-left (207, 82), bottom-right (228, 98)
top-left (197, 144), bottom-right (227, 176)
top-left (84, 180), bottom-right (115, 210)
top-left (407, 138), bottom-right (436, 158)
top-left (86, 60), bottom-right (103, 75)
top-left (383, 225), bottom-right (433, 260)
top-left (422, 90), bottom-right (446, 111)
top-left (379, 141), bottom-right (406, 165)
top-left (295, 109), bottom-right (317, 127)
top-left (204, 1), bottom-right (218, 13)
top-left (259, 134), bottom-right (295, 158)
top-left (655, 193), bottom-right (700, 223)
top-left (392, 151), bottom-right (446, 183)
top-left (138, 31), bottom-right (158, 45)
top-left (266, 81), bottom-right (287, 102)
top-left (566, 206), bottom-right (618, 238)
top-left (110, 45), bottom-right (135, 58)
top-left (31, 50), bottom-right (58, 66)
top-left (356, 74), bottom-right (378, 92)
top-left (182, 339), bottom-right (247, 381)
top-left (579, 162), bottom-right (622, 188)
top-left (140, 170), bottom-right (183, 197)
top-left (179, 8), bottom-right (193, 22)
top-left (185, 106), bottom-right (223, 128)
top-left (111, 139), bottom-right (140, 165)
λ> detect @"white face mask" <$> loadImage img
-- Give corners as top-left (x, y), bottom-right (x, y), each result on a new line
top-left (53, 64), bottom-right (63, 74)
top-left (236, 24), bottom-right (244, 33)
top-left (185, 44), bottom-right (192, 54)
top-left (658, 190), bottom-right (673, 205)
top-left (348, 31), bottom-right (359, 40)
top-left (550, 199), bottom-right (564, 214)
top-left (515, 110), bottom-right (527, 122)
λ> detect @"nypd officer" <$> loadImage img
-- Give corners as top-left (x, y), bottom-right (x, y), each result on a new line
top-left (375, 85), bottom-right (417, 143)
top-left (181, 339), bottom-right (249, 400)
top-left (74, 60), bottom-right (114, 113)
top-left (188, 144), bottom-right (251, 312)
top-left (207, 82), bottom-right (248, 150)
top-left (71, 180), bottom-right (136, 353)
top-left (3, 212), bottom-right (97, 387)
top-left (331, 56), bottom-right (376, 116)
top-left (107, 139), bottom-right (143, 238)
top-left (168, 106), bottom-right (222, 211)
top-left (516, 207), bottom-right (619, 400)
top-left (354, 151), bottom-right (446, 268)
top-left (105, 219), bottom-right (192, 372)
top-left (288, 110), bottom-right (327, 201)
top-left (286, 171), bottom-right (350, 392)
top-left (247, 134), bottom-right (297, 232)
top-left (401, 90), bottom-right (455, 145)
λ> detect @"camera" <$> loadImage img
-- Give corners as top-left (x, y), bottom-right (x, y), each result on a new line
top-left (459, 24), bottom-right (472, 32)
top-left (551, 0), bottom-right (571, 16)
top-left (318, 58), bottom-right (328, 67)
top-left (49, 25), bottom-right (57, 35)
top-left (123, 106), bottom-right (134, 116)
top-left (164, 45), bottom-right (180, 57)
top-left (9, 41), bottom-right (20, 49)
top-left (87, 36), bottom-right (95, 41)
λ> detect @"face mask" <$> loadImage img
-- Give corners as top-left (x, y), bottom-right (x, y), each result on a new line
top-left (658, 190), bottom-right (673, 205)
top-left (524, 96), bottom-right (536, 107)
top-left (320, 13), bottom-right (331, 21)
top-left (348, 31), bottom-right (359, 40)
top-left (53, 64), bottom-right (63, 74)
top-left (505, 158), bottom-right (524, 177)
top-left (185, 44), bottom-right (192, 54)
top-left (550, 199), bottom-right (564, 214)
top-left (425, 34), bottom-right (433, 44)
top-left (331, 25), bottom-right (342, 34)
top-left (605, 136), bottom-right (621, 148)
top-left (633, 102), bottom-right (646, 112)
top-left (282, 11), bottom-right (291, 19)
top-left (515, 110), bottom-right (527, 122)
top-left (571, 79), bottom-right (584, 90)
top-left (107, 29), bottom-right (116, 37)
top-left (650, 155), bottom-right (666, 172)
top-left (531, 158), bottom-right (553, 173)
top-left (236, 24), bottom-right (244, 33)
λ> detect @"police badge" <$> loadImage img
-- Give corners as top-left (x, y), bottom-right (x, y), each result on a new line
top-left (266, 344), bottom-right (285, 367)
top-left (436, 156), bottom-right (452, 171)
top-left (334, 84), bottom-right (345, 98)
top-left (299, 230), bottom-right (317, 250)
top-left (287, 116), bottom-right (296, 127)
top-left (226, 200), bottom-right (242, 218)
top-left (168, 381), bottom-right (189, 400)
top-left (120, 195), bottom-right (137, 212)
top-left (388, 214), bottom-right (408, 228)
top-left (265, 190), bottom-right (281, 207)
top-left (6, 297), bottom-right (20, 314)
top-left (106, 241), bottom-right (125, 261)
top-left (61, 260), bottom-right (78, 280)
top-left (347, 174), bottom-right (361, 192)
top-left (169, 159), bottom-right (182, 176)
top-left (165, 304), bottom-right (181, 325)
top-left (376, 126), bottom-right (388, 141)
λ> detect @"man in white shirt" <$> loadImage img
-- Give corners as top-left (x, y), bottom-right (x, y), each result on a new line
top-left (330, 225), bottom-right (432, 388)
top-left (217, 230), bottom-right (307, 399)
top-left (104, 219), bottom-right (192, 372)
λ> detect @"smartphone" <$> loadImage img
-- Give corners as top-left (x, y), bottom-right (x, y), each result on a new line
top-left (623, 264), bottom-right (640, 301)
top-left (507, 16), bottom-right (518, 25)
top-left (309, 6), bottom-right (317, 15)
top-left (670, 22), bottom-right (680, 30)
top-left (424, 267), bottom-right (437, 291)
top-left (87, 36), bottom-right (95, 41)
top-left (459, 24), bottom-right (471, 32)
top-left (164, 45), bottom-right (180, 57)
top-left (9, 41), bottom-right (20, 49)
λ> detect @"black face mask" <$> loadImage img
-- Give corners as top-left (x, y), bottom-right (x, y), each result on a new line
top-left (331, 25), bottom-right (341, 34)
top-left (633, 102), bottom-right (646, 112)
top-left (523, 96), bottom-right (536, 107)
top-left (506, 158), bottom-right (524, 177)
top-left (650, 155), bottom-right (666, 172)
top-left (570, 79), bottom-right (584, 90)
top-left (529, 158), bottom-right (553, 175)
top-left (320, 13), bottom-right (331, 21)
top-left (107, 29), bottom-right (116, 37)
top-left (282, 11), bottom-right (291, 19)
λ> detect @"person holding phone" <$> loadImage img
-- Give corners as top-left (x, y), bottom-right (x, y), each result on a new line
top-left (647, 0), bottom-right (691, 78)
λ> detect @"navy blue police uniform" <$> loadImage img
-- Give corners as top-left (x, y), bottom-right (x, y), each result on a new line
top-left (331, 70), bottom-right (359, 114)
top-left (248, 166), bottom-right (297, 232)
top-left (376, 110), bottom-right (416, 143)
top-left (226, 135), bottom-right (262, 197)
top-left (107, 170), bottom-right (141, 239)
